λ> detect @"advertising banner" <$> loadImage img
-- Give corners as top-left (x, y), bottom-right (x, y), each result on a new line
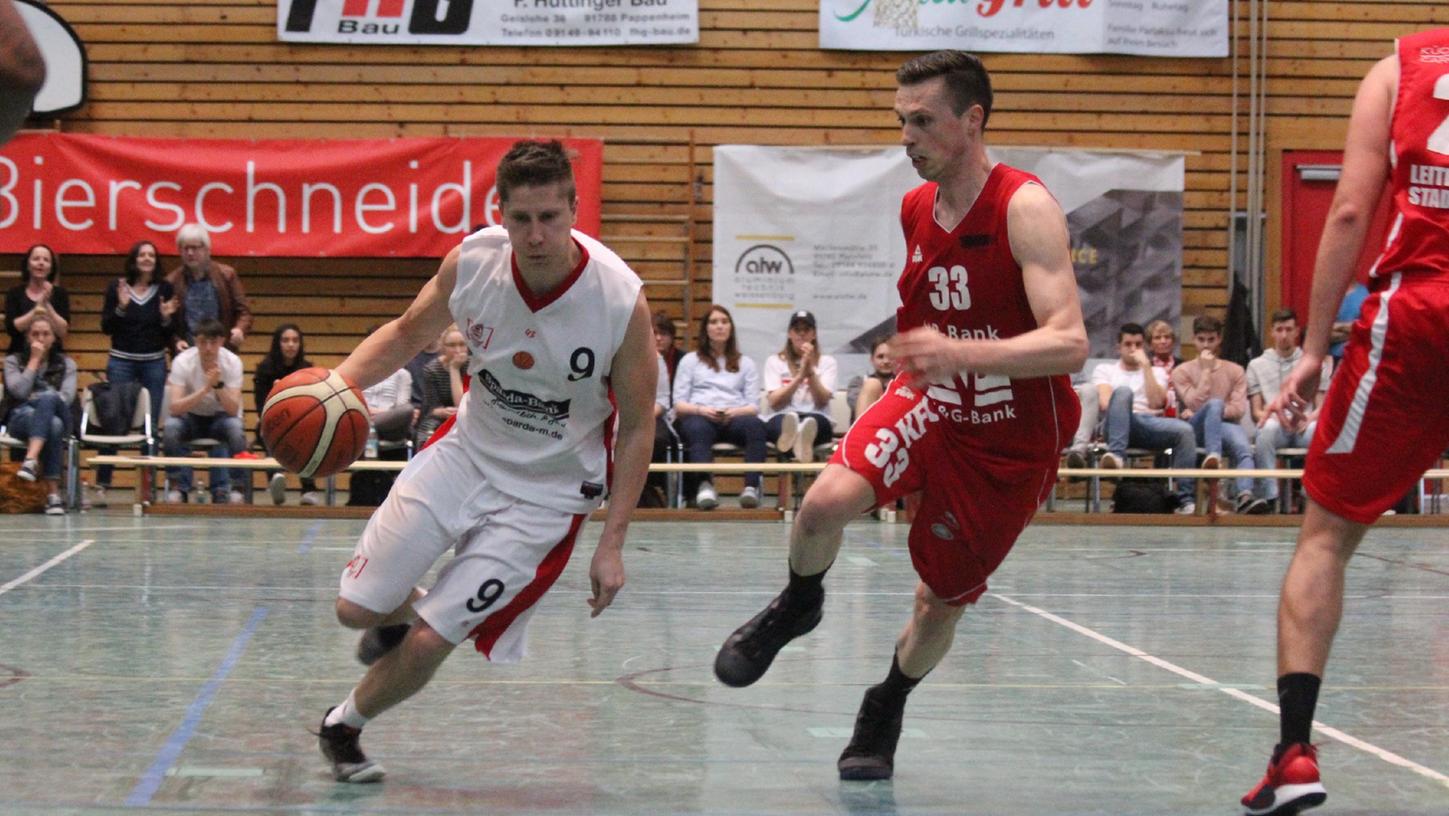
top-left (279, 0), bottom-right (698, 46)
top-left (820, 0), bottom-right (1227, 57)
top-left (711, 145), bottom-right (1183, 374)
top-left (0, 134), bottom-right (603, 258)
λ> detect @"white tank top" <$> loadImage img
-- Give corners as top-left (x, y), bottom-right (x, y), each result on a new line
top-left (440, 226), bottom-right (642, 513)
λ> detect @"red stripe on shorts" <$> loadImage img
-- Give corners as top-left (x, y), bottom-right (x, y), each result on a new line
top-left (469, 512), bottom-right (586, 658)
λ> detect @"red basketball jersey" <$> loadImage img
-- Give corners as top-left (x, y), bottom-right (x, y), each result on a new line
top-left (894, 165), bottom-right (1077, 466)
top-left (1370, 29), bottom-right (1449, 280)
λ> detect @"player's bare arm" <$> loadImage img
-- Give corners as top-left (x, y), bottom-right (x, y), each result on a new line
top-left (0, 0), bottom-right (45, 143)
top-left (1267, 56), bottom-right (1394, 431)
top-left (587, 292), bottom-right (657, 618)
top-left (891, 183), bottom-right (1088, 381)
top-left (336, 247), bottom-right (460, 392)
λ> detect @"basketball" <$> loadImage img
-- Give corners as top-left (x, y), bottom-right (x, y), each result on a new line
top-left (260, 367), bottom-right (371, 478)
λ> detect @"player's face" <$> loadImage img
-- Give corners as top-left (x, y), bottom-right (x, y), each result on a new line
top-left (179, 240), bottom-right (210, 271)
top-left (279, 329), bottom-right (301, 363)
top-left (895, 77), bottom-right (976, 182)
top-left (1194, 331), bottom-right (1222, 356)
top-left (1117, 333), bottom-right (1144, 366)
top-left (26, 247), bottom-right (52, 282)
top-left (1149, 327), bottom-right (1174, 356)
top-left (501, 182), bottom-right (578, 274)
top-left (871, 342), bottom-right (893, 374)
top-left (1271, 320), bottom-right (1298, 353)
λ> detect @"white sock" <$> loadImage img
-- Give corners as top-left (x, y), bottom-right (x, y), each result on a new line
top-left (325, 689), bottom-right (370, 729)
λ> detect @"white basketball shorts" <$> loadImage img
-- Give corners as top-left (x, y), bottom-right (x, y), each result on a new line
top-left (338, 436), bottom-right (586, 663)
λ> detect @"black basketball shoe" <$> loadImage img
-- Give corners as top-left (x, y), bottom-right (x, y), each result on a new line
top-left (837, 684), bottom-right (906, 781)
top-left (356, 623), bottom-right (411, 666)
top-left (714, 588), bottom-right (823, 688)
top-left (316, 707), bottom-right (385, 783)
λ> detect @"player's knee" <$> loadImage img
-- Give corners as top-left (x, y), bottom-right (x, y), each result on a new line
top-left (913, 584), bottom-right (968, 627)
top-left (796, 488), bottom-right (856, 541)
top-left (402, 620), bottom-right (455, 661)
top-left (334, 597), bottom-right (387, 629)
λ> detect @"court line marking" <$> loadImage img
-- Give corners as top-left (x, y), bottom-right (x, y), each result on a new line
top-left (0, 539), bottom-right (95, 598)
top-left (125, 606), bottom-right (270, 807)
top-left (990, 592), bottom-right (1449, 789)
top-left (296, 520), bottom-right (325, 555)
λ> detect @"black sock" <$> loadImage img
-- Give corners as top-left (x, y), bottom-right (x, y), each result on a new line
top-left (785, 564), bottom-right (828, 605)
top-left (877, 652), bottom-right (926, 702)
top-left (1277, 672), bottom-right (1321, 746)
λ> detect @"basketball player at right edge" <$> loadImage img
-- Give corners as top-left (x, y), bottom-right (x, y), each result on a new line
top-left (715, 51), bottom-right (1087, 780)
top-left (315, 140), bottom-right (656, 782)
top-left (1242, 29), bottom-right (1449, 816)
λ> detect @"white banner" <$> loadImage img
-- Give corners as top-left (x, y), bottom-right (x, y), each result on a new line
top-left (279, 0), bottom-right (697, 46)
top-left (820, 0), bottom-right (1227, 57)
top-left (712, 145), bottom-right (1184, 376)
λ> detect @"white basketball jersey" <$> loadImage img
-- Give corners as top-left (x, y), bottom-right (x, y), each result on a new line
top-left (442, 226), bottom-right (642, 513)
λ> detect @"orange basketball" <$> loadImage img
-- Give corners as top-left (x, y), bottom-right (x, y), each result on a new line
top-left (260, 367), bottom-right (370, 478)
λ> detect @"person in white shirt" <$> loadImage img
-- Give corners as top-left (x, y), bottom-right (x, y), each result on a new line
top-left (359, 326), bottom-right (417, 446)
top-left (761, 310), bottom-right (838, 463)
top-left (162, 318), bottom-right (247, 504)
top-left (672, 304), bottom-right (767, 509)
top-left (1246, 309), bottom-right (1332, 508)
top-left (1093, 323), bottom-right (1198, 512)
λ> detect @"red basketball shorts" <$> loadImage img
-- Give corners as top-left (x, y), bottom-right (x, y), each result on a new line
top-left (1305, 273), bottom-right (1449, 523)
top-left (830, 379), bottom-right (1063, 605)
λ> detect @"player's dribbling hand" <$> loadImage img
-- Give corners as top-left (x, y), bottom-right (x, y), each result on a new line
top-left (890, 326), bottom-right (964, 384)
top-left (587, 545), bottom-right (625, 618)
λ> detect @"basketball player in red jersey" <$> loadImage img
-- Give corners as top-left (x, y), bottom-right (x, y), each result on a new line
top-left (1242, 30), bottom-right (1449, 816)
top-left (714, 50), bottom-right (1087, 781)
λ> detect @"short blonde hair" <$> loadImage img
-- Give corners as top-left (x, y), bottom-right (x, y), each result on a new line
top-left (176, 223), bottom-right (212, 251)
top-left (1145, 319), bottom-right (1176, 340)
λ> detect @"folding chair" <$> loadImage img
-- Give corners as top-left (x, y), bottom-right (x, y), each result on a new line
top-left (76, 387), bottom-right (155, 506)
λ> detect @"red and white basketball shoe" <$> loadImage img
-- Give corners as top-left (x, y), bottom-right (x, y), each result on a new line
top-left (1241, 742), bottom-right (1326, 815)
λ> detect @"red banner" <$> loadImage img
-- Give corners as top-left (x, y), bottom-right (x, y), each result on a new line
top-left (0, 134), bottom-right (603, 257)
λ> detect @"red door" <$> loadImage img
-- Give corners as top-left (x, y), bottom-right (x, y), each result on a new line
top-left (1280, 150), bottom-right (1394, 320)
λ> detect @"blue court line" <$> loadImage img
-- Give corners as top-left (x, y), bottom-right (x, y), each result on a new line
top-left (296, 520), bottom-right (324, 555)
top-left (124, 606), bottom-right (270, 807)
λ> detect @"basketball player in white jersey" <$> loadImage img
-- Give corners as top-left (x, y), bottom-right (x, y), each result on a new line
top-left (314, 140), bottom-right (657, 782)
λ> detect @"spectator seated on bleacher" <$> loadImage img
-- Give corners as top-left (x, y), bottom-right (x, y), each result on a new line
top-left (653, 311), bottom-right (682, 394)
top-left (761, 310), bottom-right (837, 463)
top-left (3, 314), bottom-right (76, 515)
top-left (414, 325), bottom-right (467, 448)
top-left (1171, 314), bottom-right (1265, 514)
top-left (640, 350), bottom-right (672, 508)
top-left (1247, 308), bottom-right (1332, 511)
top-left (1092, 323), bottom-right (1199, 514)
top-left (163, 319), bottom-right (247, 504)
top-left (846, 336), bottom-right (893, 423)
top-left (672, 304), bottom-right (767, 510)
top-left (254, 323), bottom-right (321, 506)
top-left (1146, 318), bottom-right (1182, 416)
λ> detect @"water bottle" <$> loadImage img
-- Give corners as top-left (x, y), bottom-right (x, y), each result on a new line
top-left (365, 427), bottom-right (379, 459)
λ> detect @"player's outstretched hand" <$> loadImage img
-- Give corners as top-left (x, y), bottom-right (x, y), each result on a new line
top-left (890, 326), bottom-right (963, 384)
top-left (1262, 352), bottom-right (1324, 433)
top-left (587, 545), bottom-right (625, 618)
